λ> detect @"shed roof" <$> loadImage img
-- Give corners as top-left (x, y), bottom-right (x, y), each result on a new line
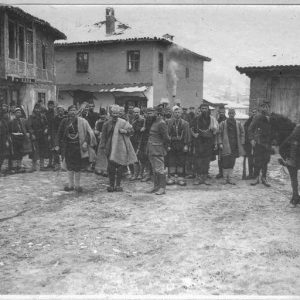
top-left (0, 5), bottom-right (66, 40)
top-left (236, 64), bottom-right (300, 75)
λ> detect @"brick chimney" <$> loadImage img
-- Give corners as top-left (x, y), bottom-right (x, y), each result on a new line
top-left (106, 7), bottom-right (115, 35)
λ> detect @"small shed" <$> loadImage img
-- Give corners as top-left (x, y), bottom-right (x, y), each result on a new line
top-left (236, 64), bottom-right (300, 123)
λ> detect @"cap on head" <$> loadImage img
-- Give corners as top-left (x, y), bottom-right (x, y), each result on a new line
top-left (47, 100), bottom-right (55, 106)
top-left (68, 105), bottom-right (77, 111)
top-left (133, 107), bottom-right (140, 113)
top-left (200, 103), bottom-right (209, 109)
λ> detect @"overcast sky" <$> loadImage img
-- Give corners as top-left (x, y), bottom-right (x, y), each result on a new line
top-left (16, 4), bottom-right (300, 100)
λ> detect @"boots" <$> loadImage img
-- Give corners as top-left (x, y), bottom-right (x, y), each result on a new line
top-left (115, 166), bottom-right (123, 192)
top-left (131, 163), bottom-right (140, 181)
top-left (40, 159), bottom-right (46, 171)
top-left (261, 176), bottom-right (271, 187)
top-left (146, 173), bottom-right (159, 193)
top-left (222, 169), bottom-right (228, 184)
top-left (202, 174), bottom-right (211, 186)
top-left (107, 170), bottom-right (115, 192)
top-left (250, 177), bottom-right (260, 186)
top-left (227, 169), bottom-right (236, 185)
top-left (155, 173), bottom-right (166, 195)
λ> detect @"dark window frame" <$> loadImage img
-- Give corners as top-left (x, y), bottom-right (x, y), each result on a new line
top-left (76, 52), bottom-right (89, 73)
top-left (18, 25), bottom-right (25, 62)
top-left (127, 50), bottom-right (140, 72)
top-left (26, 29), bottom-right (34, 64)
top-left (37, 92), bottom-right (46, 105)
top-left (158, 52), bottom-right (164, 73)
top-left (42, 44), bottom-right (46, 69)
top-left (8, 20), bottom-right (16, 59)
top-left (186, 67), bottom-right (190, 79)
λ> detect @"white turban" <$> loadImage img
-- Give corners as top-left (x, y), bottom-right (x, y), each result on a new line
top-left (172, 105), bottom-right (181, 112)
top-left (110, 104), bottom-right (120, 113)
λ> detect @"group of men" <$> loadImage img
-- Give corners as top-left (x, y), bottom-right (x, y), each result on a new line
top-left (0, 99), bottom-right (274, 194)
top-left (0, 101), bottom-right (100, 175)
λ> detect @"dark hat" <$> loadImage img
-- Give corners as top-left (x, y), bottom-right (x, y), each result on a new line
top-left (146, 107), bottom-right (155, 112)
top-left (68, 104), bottom-right (77, 111)
top-left (182, 107), bottom-right (187, 111)
top-left (34, 103), bottom-right (42, 109)
top-left (47, 100), bottom-right (55, 105)
top-left (218, 104), bottom-right (225, 109)
top-left (199, 103), bottom-right (209, 108)
top-left (189, 106), bottom-right (195, 109)
top-left (155, 106), bottom-right (164, 114)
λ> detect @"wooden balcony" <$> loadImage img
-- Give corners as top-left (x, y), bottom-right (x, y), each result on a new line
top-left (6, 58), bottom-right (54, 82)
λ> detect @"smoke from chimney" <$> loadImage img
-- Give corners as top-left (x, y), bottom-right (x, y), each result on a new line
top-left (167, 60), bottom-right (179, 103)
top-left (106, 7), bottom-right (115, 35)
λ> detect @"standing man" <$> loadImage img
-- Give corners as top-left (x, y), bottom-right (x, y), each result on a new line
top-left (45, 100), bottom-right (56, 169)
top-left (28, 103), bottom-right (49, 171)
top-left (216, 105), bottom-right (227, 179)
top-left (243, 108), bottom-right (257, 179)
top-left (0, 105), bottom-right (11, 175)
top-left (218, 108), bottom-right (245, 184)
top-left (248, 103), bottom-right (272, 187)
top-left (146, 106), bottom-right (170, 195)
top-left (181, 107), bottom-right (189, 122)
top-left (9, 107), bottom-right (32, 173)
top-left (99, 105), bottom-right (137, 192)
top-left (53, 106), bottom-right (66, 171)
top-left (167, 106), bottom-right (190, 185)
top-left (190, 103), bottom-right (218, 185)
top-left (138, 108), bottom-right (153, 182)
top-left (129, 107), bottom-right (145, 180)
top-left (84, 102), bottom-right (99, 130)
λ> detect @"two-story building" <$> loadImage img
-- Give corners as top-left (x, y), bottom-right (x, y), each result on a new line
top-left (54, 7), bottom-right (211, 111)
top-left (0, 5), bottom-right (66, 114)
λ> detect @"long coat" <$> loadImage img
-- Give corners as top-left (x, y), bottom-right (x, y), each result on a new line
top-left (218, 118), bottom-right (245, 157)
top-left (9, 118), bottom-right (32, 156)
top-left (146, 117), bottom-right (170, 156)
top-left (99, 117), bottom-right (136, 166)
top-left (0, 117), bottom-right (10, 159)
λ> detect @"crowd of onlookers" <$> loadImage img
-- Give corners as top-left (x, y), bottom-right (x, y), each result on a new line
top-left (0, 98), bottom-right (273, 194)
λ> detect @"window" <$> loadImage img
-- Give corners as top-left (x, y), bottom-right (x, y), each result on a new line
top-left (37, 92), bottom-right (46, 105)
top-left (18, 26), bottom-right (25, 62)
top-left (26, 29), bottom-right (33, 64)
top-left (186, 67), bottom-right (190, 78)
top-left (8, 21), bottom-right (16, 59)
top-left (127, 50), bottom-right (140, 72)
top-left (42, 44), bottom-right (46, 69)
top-left (76, 52), bottom-right (89, 72)
top-left (158, 52), bottom-right (164, 73)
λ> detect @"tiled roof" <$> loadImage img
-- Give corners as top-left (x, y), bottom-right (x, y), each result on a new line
top-left (54, 21), bottom-right (211, 61)
top-left (236, 55), bottom-right (300, 74)
top-left (236, 64), bottom-right (300, 74)
top-left (0, 5), bottom-right (66, 40)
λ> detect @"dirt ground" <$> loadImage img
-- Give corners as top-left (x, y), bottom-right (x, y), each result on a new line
top-left (0, 155), bottom-right (299, 295)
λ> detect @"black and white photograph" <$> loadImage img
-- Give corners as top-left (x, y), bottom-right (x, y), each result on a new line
top-left (0, 0), bottom-right (300, 296)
